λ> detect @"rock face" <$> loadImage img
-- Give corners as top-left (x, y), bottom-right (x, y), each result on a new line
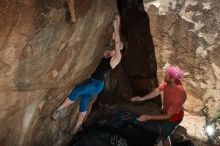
top-left (143, 0), bottom-right (220, 119)
top-left (0, 0), bottom-right (117, 146)
top-left (1, 0), bottom-right (220, 145)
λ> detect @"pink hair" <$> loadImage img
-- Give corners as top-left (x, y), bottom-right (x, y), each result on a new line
top-left (166, 66), bottom-right (184, 80)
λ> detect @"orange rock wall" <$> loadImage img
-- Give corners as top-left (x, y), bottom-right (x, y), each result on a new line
top-left (0, 0), bottom-right (117, 146)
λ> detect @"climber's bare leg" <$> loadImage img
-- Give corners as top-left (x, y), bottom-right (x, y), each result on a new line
top-left (83, 95), bottom-right (98, 122)
top-left (52, 97), bottom-right (75, 120)
top-left (58, 97), bottom-right (75, 110)
top-left (71, 111), bottom-right (87, 135)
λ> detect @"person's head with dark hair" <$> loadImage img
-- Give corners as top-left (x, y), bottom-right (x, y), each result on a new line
top-left (103, 36), bottom-right (126, 58)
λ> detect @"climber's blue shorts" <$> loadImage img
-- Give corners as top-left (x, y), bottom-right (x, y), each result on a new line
top-left (69, 78), bottom-right (104, 112)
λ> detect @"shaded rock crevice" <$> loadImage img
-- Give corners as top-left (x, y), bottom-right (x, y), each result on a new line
top-left (117, 0), bottom-right (158, 95)
top-left (97, 0), bottom-right (159, 106)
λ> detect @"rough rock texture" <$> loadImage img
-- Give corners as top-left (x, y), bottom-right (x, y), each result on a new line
top-left (1, 0), bottom-right (220, 145)
top-left (143, 0), bottom-right (220, 120)
top-left (0, 0), bottom-right (117, 146)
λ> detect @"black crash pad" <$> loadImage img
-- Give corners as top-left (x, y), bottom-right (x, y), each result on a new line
top-left (71, 109), bottom-right (159, 146)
